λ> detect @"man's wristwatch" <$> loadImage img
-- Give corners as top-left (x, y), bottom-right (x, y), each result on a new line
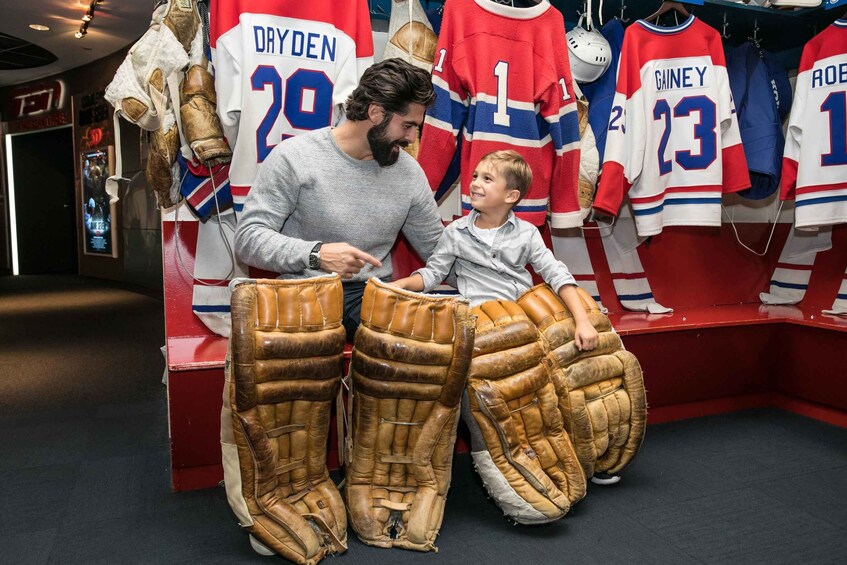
top-left (308, 242), bottom-right (323, 270)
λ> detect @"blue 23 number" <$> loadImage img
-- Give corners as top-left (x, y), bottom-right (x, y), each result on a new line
top-left (652, 95), bottom-right (717, 175)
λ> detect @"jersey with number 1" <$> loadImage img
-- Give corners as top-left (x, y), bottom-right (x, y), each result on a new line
top-left (417, 0), bottom-right (581, 228)
top-left (594, 16), bottom-right (749, 237)
top-left (780, 19), bottom-right (847, 229)
top-left (210, 0), bottom-right (374, 212)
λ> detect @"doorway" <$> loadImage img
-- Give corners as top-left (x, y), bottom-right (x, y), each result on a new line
top-left (7, 125), bottom-right (77, 274)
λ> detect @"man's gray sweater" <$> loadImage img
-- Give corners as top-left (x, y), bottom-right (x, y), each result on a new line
top-left (234, 127), bottom-right (443, 281)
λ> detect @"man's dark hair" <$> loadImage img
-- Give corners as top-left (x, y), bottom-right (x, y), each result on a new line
top-left (345, 58), bottom-right (436, 121)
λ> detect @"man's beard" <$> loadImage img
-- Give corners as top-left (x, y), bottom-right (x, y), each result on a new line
top-left (367, 115), bottom-right (409, 167)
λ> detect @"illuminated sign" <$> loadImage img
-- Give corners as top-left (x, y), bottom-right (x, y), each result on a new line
top-left (10, 80), bottom-right (66, 118)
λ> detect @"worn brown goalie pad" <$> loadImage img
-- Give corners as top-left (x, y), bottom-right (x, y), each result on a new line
top-left (221, 276), bottom-right (347, 565)
top-left (464, 300), bottom-right (586, 524)
top-left (346, 279), bottom-right (474, 552)
top-left (517, 284), bottom-right (647, 479)
top-left (179, 63), bottom-right (232, 166)
top-left (146, 121), bottom-right (180, 208)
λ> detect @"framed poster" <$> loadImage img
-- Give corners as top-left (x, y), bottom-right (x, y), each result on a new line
top-left (81, 148), bottom-right (118, 256)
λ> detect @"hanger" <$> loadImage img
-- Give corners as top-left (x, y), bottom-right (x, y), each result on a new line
top-left (644, 1), bottom-right (689, 24)
top-left (489, 0), bottom-right (543, 6)
top-left (367, 0), bottom-right (387, 17)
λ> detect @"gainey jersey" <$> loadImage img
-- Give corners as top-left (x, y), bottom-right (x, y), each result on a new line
top-left (594, 16), bottom-right (750, 237)
top-left (418, 0), bottom-right (582, 228)
top-left (780, 19), bottom-right (847, 229)
top-left (210, 0), bottom-right (374, 211)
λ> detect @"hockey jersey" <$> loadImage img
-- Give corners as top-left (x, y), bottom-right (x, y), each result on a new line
top-left (594, 16), bottom-right (750, 237)
top-left (418, 0), bottom-right (582, 228)
top-left (580, 18), bottom-right (626, 163)
top-left (209, 0), bottom-right (374, 211)
top-left (726, 42), bottom-right (792, 200)
top-left (780, 19), bottom-right (847, 229)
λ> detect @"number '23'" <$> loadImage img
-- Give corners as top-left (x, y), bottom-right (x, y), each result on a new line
top-left (652, 95), bottom-right (717, 175)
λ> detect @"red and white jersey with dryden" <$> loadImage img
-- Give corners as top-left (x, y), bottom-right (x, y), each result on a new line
top-left (210, 0), bottom-right (374, 211)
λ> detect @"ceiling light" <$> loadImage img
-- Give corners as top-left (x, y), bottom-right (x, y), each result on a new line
top-left (29, 24), bottom-right (50, 31)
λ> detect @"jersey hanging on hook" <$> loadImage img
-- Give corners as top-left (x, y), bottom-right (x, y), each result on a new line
top-left (418, 0), bottom-right (583, 228)
top-left (780, 18), bottom-right (847, 229)
top-left (594, 14), bottom-right (750, 237)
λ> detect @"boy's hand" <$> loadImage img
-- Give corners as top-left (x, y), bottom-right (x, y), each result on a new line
top-left (574, 320), bottom-right (599, 351)
top-left (389, 274), bottom-right (424, 292)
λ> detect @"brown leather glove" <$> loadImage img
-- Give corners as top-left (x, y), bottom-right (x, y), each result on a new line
top-left (464, 300), bottom-right (586, 524)
top-left (346, 279), bottom-right (474, 552)
top-left (180, 63), bottom-right (232, 166)
top-left (517, 284), bottom-right (647, 480)
top-left (222, 277), bottom-right (348, 564)
top-left (145, 121), bottom-right (180, 208)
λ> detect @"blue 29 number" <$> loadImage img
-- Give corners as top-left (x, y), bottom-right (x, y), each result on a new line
top-left (821, 90), bottom-right (847, 167)
top-left (251, 66), bottom-right (334, 162)
top-left (652, 95), bottom-right (717, 175)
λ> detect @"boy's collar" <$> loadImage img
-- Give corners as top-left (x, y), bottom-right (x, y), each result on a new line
top-left (458, 209), bottom-right (518, 230)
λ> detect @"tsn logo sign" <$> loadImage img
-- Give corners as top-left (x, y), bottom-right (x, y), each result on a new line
top-left (11, 80), bottom-right (66, 118)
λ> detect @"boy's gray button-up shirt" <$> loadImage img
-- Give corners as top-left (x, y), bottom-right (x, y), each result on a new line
top-left (414, 209), bottom-right (577, 306)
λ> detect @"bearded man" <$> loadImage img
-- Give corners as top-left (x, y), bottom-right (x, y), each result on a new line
top-left (234, 58), bottom-right (443, 340)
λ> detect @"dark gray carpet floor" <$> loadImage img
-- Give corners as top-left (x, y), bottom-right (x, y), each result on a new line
top-left (1, 275), bottom-right (846, 564)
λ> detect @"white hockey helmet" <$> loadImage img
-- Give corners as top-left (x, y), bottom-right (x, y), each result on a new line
top-left (567, 25), bottom-right (611, 84)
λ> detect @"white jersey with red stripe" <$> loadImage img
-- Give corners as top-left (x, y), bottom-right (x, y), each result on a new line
top-left (209, 0), bottom-right (374, 212)
top-left (780, 19), bottom-right (847, 229)
top-left (418, 0), bottom-right (582, 228)
top-left (595, 16), bottom-right (749, 237)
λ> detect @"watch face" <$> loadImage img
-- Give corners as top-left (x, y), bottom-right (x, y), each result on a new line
top-left (309, 253), bottom-right (320, 269)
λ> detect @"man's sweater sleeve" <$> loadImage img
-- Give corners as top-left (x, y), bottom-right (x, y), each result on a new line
top-left (233, 147), bottom-right (315, 274)
top-left (400, 168), bottom-right (445, 262)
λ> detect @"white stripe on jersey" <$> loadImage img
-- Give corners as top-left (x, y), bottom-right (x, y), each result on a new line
top-left (463, 129), bottom-right (552, 148)
top-left (432, 75), bottom-right (468, 104)
top-left (424, 114), bottom-right (459, 135)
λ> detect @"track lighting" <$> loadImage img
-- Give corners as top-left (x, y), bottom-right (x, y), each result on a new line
top-left (75, 1), bottom-right (102, 39)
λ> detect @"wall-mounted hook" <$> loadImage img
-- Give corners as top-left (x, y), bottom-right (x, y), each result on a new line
top-left (721, 11), bottom-right (731, 39)
top-left (619, 0), bottom-right (630, 23)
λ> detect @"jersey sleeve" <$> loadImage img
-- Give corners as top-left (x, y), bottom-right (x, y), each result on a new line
top-left (594, 34), bottom-right (645, 218)
top-left (332, 1), bottom-right (373, 126)
top-left (780, 49), bottom-right (811, 201)
top-left (211, 36), bottom-right (242, 149)
top-left (546, 52), bottom-right (583, 229)
top-left (713, 44), bottom-right (750, 194)
top-left (418, 14), bottom-right (469, 197)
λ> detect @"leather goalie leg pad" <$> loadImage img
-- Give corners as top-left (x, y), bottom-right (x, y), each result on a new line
top-left (346, 279), bottom-right (474, 552)
top-left (517, 284), bottom-right (647, 478)
top-left (465, 300), bottom-right (586, 525)
top-left (226, 276), bottom-right (348, 565)
top-left (180, 64), bottom-right (232, 166)
top-left (146, 122), bottom-right (180, 208)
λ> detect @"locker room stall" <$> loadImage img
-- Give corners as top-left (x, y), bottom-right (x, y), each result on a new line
top-left (162, 0), bottom-right (847, 491)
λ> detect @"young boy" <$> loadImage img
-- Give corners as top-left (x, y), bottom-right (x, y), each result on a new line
top-left (392, 150), bottom-right (599, 351)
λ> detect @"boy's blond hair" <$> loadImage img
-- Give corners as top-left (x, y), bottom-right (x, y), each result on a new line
top-left (479, 150), bottom-right (532, 203)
